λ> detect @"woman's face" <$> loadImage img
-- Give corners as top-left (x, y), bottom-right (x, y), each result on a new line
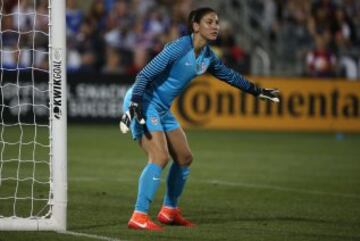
top-left (194, 12), bottom-right (220, 41)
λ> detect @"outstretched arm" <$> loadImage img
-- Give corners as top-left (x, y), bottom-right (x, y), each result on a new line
top-left (207, 52), bottom-right (279, 102)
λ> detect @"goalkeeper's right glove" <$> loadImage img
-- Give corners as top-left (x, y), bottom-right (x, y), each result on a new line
top-left (258, 88), bottom-right (280, 103)
top-left (248, 83), bottom-right (280, 103)
top-left (119, 101), bottom-right (145, 134)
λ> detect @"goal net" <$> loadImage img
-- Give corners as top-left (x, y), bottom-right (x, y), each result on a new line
top-left (0, 0), bottom-right (67, 230)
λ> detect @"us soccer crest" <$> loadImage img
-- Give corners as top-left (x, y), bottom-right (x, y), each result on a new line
top-left (196, 59), bottom-right (209, 74)
top-left (150, 116), bottom-right (159, 125)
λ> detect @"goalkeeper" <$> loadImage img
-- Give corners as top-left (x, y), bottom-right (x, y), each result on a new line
top-left (120, 7), bottom-right (280, 231)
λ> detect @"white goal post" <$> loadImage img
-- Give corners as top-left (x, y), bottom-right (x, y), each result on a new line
top-left (0, 0), bottom-right (67, 231)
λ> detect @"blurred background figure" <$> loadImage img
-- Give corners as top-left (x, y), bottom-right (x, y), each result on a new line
top-left (306, 34), bottom-right (336, 77)
top-left (102, 47), bottom-right (125, 74)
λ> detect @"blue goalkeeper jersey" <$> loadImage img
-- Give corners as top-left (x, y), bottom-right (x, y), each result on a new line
top-left (131, 35), bottom-right (259, 109)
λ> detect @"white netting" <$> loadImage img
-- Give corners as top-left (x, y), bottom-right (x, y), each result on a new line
top-left (0, 0), bottom-right (52, 219)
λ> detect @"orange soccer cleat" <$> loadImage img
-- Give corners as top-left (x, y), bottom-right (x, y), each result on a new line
top-left (157, 206), bottom-right (195, 227)
top-left (128, 211), bottom-right (163, 231)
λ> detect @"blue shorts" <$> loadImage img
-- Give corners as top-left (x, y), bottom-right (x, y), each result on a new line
top-left (123, 89), bottom-right (180, 140)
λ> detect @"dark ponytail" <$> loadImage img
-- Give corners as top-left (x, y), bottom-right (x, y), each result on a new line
top-left (187, 7), bottom-right (216, 33)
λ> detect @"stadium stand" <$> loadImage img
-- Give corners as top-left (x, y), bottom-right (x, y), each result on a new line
top-left (4, 0), bottom-right (359, 79)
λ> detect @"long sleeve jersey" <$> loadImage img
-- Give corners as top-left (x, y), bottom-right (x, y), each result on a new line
top-left (131, 35), bottom-right (260, 109)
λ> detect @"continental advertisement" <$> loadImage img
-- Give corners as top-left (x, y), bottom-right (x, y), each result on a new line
top-left (172, 76), bottom-right (360, 132)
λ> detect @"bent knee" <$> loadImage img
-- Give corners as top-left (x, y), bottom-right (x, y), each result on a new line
top-left (178, 153), bottom-right (193, 166)
top-left (150, 153), bottom-right (171, 168)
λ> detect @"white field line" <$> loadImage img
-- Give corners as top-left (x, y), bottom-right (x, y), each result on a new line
top-left (57, 230), bottom-right (127, 241)
top-left (69, 177), bottom-right (360, 199)
top-left (205, 180), bottom-right (360, 199)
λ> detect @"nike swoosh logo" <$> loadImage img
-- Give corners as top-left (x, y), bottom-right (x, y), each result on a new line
top-left (185, 62), bottom-right (192, 66)
top-left (131, 220), bottom-right (147, 228)
top-left (160, 213), bottom-right (173, 221)
top-left (153, 177), bottom-right (160, 181)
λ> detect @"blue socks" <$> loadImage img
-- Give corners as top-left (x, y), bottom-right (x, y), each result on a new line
top-left (134, 162), bottom-right (190, 213)
top-left (163, 162), bottom-right (190, 208)
top-left (135, 163), bottom-right (162, 213)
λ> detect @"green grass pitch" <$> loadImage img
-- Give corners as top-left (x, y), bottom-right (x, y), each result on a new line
top-left (1, 124), bottom-right (360, 241)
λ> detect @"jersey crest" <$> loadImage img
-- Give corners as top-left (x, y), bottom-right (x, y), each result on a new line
top-left (195, 58), bottom-right (210, 75)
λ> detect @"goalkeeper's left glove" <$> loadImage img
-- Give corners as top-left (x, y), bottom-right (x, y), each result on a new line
top-left (258, 88), bottom-right (280, 103)
top-left (119, 110), bottom-right (131, 134)
top-left (119, 101), bottom-right (145, 134)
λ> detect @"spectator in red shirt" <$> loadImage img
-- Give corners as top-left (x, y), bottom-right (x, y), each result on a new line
top-left (306, 34), bottom-right (336, 77)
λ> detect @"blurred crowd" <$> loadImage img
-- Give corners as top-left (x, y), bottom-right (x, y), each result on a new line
top-left (1, 0), bottom-right (360, 79)
top-left (264, 0), bottom-right (360, 78)
top-left (1, 0), bottom-right (49, 70)
top-left (0, 0), bottom-right (259, 76)
top-left (65, 0), bottom-right (248, 75)
top-left (66, 0), bottom-right (192, 74)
